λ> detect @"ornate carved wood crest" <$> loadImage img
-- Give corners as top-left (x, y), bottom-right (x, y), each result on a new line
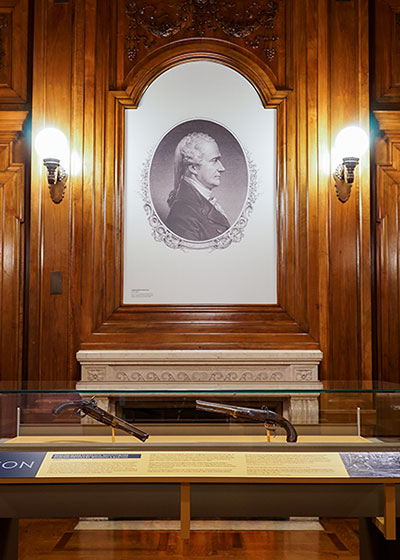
top-left (121, 0), bottom-right (287, 87)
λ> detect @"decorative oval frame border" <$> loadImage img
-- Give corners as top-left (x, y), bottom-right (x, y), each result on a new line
top-left (140, 137), bottom-right (259, 251)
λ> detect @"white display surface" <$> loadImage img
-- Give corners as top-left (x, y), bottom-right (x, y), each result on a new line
top-left (124, 61), bottom-right (277, 304)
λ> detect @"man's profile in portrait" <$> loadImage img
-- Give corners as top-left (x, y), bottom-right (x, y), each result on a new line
top-left (165, 132), bottom-right (230, 241)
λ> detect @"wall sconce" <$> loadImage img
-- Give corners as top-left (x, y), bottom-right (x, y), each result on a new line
top-left (35, 128), bottom-right (69, 204)
top-left (332, 126), bottom-right (369, 203)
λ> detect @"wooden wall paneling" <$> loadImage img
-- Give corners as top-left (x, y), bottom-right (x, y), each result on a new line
top-left (374, 111), bottom-right (400, 435)
top-left (68, 0), bottom-right (84, 382)
top-left (326, 0), bottom-right (371, 387)
top-left (305, 0), bottom-right (322, 342)
top-left (90, 0), bottom-right (107, 333)
top-left (374, 111), bottom-right (400, 386)
top-left (28, 0), bottom-right (75, 387)
top-left (276, 93), bottom-right (288, 311)
top-left (319, 0), bottom-right (372, 420)
top-left (0, 0), bottom-right (28, 105)
top-left (0, 111), bottom-right (28, 387)
top-left (357, 0), bottom-right (373, 389)
top-left (280, 2), bottom-right (315, 337)
top-left (100, 1), bottom-right (121, 324)
top-left (27, 0), bottom-right (45, 386)
top-left (316, 0), bottom-right (331, 382)
top-left (78, 0), bottom-right (97, 349)
top-left (328, 0), bottom-right (360, 383)
top-left (373, 0), bottom-right (400, 105)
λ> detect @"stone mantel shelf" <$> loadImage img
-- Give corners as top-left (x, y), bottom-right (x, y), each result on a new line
top-left (77, 349), bottom-right (323, 424)
top-left (77, 349), bottom-right (323, 364)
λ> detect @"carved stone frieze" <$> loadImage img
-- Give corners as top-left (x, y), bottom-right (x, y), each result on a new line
top-left (125, 0), bottom-right (280, 62)
top-left (108, 367), bottom-right (288, 383)
top-left (77, 350), bottom-right (321, 389)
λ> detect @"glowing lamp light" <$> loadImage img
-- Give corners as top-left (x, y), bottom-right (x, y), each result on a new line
top-left (332, 126), bottom-right (369, 203)
top-left (35, 128), bottom-right (69, 204)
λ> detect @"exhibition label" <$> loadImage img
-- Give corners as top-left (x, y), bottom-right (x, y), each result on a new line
top-left (36, 451), bottom-right (350, 478)
top-left (1, 451), bottom-right (400, 480)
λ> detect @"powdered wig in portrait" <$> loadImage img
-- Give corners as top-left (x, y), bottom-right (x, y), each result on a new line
top-left (167, 132), bottom-right (216, 207)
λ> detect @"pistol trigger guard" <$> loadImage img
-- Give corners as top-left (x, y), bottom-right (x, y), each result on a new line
top-left (263, 421), bottom-right (277, 432)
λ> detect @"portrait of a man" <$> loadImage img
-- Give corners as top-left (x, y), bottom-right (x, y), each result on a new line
top-left (165, 132), bottom-right (230, 241)
top-left (148, 119), bottom-right (249, 248)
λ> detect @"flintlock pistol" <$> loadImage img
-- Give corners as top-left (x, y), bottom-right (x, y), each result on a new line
top-left (53, 397), bottom-right (149, 442)
top-left (196, 400), bottom-right (297, 443)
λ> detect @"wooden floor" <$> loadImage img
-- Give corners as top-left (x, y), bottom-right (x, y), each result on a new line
top-left (19, 518), bottom-right (360, 559)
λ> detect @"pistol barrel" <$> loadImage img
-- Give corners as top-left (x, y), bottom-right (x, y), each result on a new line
top-left (196, 400), bottom-right (238, 416)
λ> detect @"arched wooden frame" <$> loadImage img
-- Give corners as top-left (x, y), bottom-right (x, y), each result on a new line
top-left (83, 40), bottom-right (318, 350)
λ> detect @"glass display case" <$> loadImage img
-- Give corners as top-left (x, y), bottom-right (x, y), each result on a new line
top-left (0, 386), bottom-right (399, 451)
top-left (0, 385), bottom-right (399, 560)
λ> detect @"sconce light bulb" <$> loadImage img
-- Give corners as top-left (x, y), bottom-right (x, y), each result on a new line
top-left (334, 126), bottom-right (369, 161)
top-left (34, 127), bottom-right (70, 169)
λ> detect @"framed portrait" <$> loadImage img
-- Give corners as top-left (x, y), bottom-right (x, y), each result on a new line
top-left (123, 61), bottom-right (277, 305)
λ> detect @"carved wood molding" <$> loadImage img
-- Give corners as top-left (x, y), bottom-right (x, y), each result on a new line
top-left (118, 0), bottom-right (288, 89)
top-left (375, 110), bottom-right (400, 134)
top-left (0, 110), bottom-right (28, 142)
top-left (0, 123), bottom-right (25, 386)
top-left (118, 39), bottom-right (288, 108)
top-left (374, 110), bottom-right (400, 386)
top-left (92, 50), bottom-right (312, 351)
top-left (374, 111), bottom-right (400, 182)
top-left (125, 0), bottom-right (280, 62)
top-left (81, 302), bottom-right (320, 350)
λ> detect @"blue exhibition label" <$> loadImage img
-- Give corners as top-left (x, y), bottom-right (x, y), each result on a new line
top-left (0, 452), bottom-right (46, 478)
